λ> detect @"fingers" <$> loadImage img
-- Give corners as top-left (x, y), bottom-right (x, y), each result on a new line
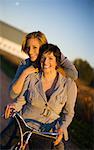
top-left (24, 67), bottom-right (38, 76)
top-left (54, 128), bottom-right (63, 146)
top-left (35, 68), bottom-right (39, 73)
top-left (54, 134), bottom-right (63, 146)
top-left (4, 104), bottom-right (15, 119)
top-left (29, 67), bottom-right (38, 73)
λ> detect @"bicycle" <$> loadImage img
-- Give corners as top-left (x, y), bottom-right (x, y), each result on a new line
top-left (2, 112), bottom-right (58, 150)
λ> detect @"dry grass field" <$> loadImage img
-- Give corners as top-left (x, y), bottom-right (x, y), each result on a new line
top-left (69, 79), bottom-right (94, 149)
top-left (76, 79), bottom-right (94, 122)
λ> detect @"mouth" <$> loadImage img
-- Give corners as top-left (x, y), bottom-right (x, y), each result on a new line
top-left (30, 55), bottom-right (36, 58)
top-left (30, 55), bottom-right (37, 60)
top-left (43, 65), bottom-right (50, 69)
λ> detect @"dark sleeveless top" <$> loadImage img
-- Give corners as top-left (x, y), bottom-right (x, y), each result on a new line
top-left (45, 73), bottom-right (59, 102)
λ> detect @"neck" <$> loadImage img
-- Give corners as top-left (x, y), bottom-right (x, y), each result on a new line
top-left (42, 70), bottom-right (57, 80)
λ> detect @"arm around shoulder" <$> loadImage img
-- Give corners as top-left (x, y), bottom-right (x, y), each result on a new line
top-left (13, 74), bottom-right (32, 112)
top-left (60, 53), bottom-right (78, 80)
top-left (9, 59), bottom-right (28, 99)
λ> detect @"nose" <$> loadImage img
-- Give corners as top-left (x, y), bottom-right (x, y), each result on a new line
top-left (29, 48), bottom-right (34, 55)
top-left (44, 58), bottom-right (49, 64)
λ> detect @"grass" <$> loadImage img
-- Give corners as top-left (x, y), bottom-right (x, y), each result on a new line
top-left (69, 118), bottom-right (94, 150)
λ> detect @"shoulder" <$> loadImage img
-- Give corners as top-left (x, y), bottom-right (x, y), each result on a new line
top-left (20, 58), bottom-right (31, 65)
top-left (24, 72), bottom-right (40, 88)
top-left (66, 78), bottom-right (77, 91)
top-left (26, 72), bottom-right (39, 82)
top-left (59, 73), bottom-right (77, 89)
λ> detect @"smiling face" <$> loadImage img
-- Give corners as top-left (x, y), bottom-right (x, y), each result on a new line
top-left (41, 52), bottom-right (57, 73)
top-left (27, 38), bottom-right (40, 61)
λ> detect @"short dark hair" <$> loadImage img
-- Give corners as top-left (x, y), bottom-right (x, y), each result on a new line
top-left (39, 43), bottom-right (61, 67)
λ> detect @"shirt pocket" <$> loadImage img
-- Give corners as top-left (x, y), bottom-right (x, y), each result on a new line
top-left (53, 93), bottom-right (67, 114)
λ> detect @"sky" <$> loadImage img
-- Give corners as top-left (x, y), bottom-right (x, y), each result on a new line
top-left (0, 0), bottom-right (94, 67)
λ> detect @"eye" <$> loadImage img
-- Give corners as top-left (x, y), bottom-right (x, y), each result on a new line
top-left (33, 46), bottom-right (37, 49)
top-left (49, 57), bottom-right (53, 60)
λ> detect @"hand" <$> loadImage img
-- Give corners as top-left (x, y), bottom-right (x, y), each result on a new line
top-left (4, 103), bottom-right (16, 119)
top-left (54, 128), bottom-right (63, 146)
top-left (23, 66), bottom-right (38, 77)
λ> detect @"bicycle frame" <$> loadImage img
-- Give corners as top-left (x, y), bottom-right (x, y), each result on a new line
top-left (11, 112), bottom-right (58, 150)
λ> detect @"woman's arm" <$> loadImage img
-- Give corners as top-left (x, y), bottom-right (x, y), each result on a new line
top-left (13, 74), bottom-right (32, 111)
top-left (54, 79), bottom-right (77, 145)
top-left (60, 79), bottom-right (77, 140)
top-left (9, 59), bottom-right (38, 99)
top-left (5, 74), bottom-right (32, 119)
top-left (10, 67), bottom-right (38, 99)
top-left (60, 53), bottom-right (78, 80)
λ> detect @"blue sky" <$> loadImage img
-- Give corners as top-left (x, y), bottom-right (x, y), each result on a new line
top-left (0, 0), bottom-right (94, 67)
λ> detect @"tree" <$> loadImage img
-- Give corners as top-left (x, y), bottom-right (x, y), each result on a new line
top-left (73, 58), bottom-right (94, 86)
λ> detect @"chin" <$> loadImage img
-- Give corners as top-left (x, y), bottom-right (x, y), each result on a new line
top-left (30, 58), bottom-right (37, 62)
top-left (43, 69), bottom-right (50, 72)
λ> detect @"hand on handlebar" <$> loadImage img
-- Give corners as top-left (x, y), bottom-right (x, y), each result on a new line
top-left (54, 128), bottom-right (63, 146)
top-left (4, 103), bottom-right (16, 119)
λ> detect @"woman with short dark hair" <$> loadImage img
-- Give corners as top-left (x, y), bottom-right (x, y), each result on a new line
top-left (2, 44), bottom-right (77, 150)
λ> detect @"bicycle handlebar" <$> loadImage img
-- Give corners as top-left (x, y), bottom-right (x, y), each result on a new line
top-left (1, 111), bottom-right (58, 149)
top-left (12, 112), bottom-right (58, 138)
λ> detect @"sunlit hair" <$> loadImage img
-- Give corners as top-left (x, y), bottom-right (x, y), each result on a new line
top-left (21, 31), bottom-right (48, 54)
top-left (39, 44), bottom-right (61, 67)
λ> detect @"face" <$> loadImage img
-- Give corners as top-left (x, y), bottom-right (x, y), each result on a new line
top-left (41, 52), bottom-right (57, 72)
top-left (28, 38), bottom-right (40, 61)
